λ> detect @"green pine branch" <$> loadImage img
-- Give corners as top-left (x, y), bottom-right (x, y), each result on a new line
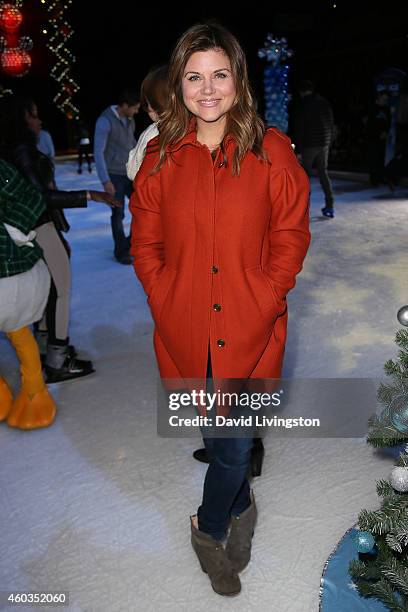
top-left (395, 330), bottom-right (408, 351)
top-left (397, 350), bottom-right (408, 371)
top-left (358, 499), bottom-right (407, 535)
top-left (367, 415), bottom-right (407, 447)
top-left (378, 382), bottom-right (403, 406)
top-left (349, 558), bottom-right (382, 581)
top-left (384, 359), bottom-right (404, 379)
top-left (386, 534), bottom-right (404, 553)
top-left (377, 479), bottom-right (401, 499)
top-left (389, 515), bottom-right (408, 549)
top-left (368, 435), bottom-right (407, 449)
top-left (382, 559), bottom-right (408, 597)
top-left (396, 453), bottom-right (408, 468)
top-left (354, 577), bottom-right (406, 611)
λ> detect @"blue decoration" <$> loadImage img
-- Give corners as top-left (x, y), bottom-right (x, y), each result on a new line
top-left (352, 530), bottom-right (375, 554)
top-left (258, 34), bottom-right (293, 133)
top-left (320, 526), bottom-right (388, 611)
top-left (389, 394), bottom-right (408, 433)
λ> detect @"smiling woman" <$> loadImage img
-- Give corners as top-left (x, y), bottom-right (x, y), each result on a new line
top-left (129, 20), bottom-right (311, 598)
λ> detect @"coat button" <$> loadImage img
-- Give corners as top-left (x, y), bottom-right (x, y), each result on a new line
top-left (217, 339), bottom-right (225, 347)
top-left (213, 303), bottom-right (221, 311)
top-left (211, 266), bottom-right (218, 274)
top-left (218, 162), bottom-right (225, 168)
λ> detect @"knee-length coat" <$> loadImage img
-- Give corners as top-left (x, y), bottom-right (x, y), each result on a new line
top-left (130, 123), bottom-right (310, 383)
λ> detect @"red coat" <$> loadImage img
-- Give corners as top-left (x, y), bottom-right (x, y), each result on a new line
top-left (130, 124), bottom-right (310, 383)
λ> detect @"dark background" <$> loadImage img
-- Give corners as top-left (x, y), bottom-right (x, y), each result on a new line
top-left (2, 2), bottom-right (408, 169)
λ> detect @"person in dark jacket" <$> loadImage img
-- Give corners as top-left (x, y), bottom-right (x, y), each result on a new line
top-left (366, 90), bottom-right (391, 186)
top-left (0, 94), bottom-right (120, 383)
top-left (292, 80), bottom-right (335, 218)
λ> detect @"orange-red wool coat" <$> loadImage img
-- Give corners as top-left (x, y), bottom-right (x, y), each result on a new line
top-left (130, 124), bottom-right (311, 383)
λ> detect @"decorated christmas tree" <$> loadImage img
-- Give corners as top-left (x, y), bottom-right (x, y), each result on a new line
top-left (348, 320), bottom-right (408, 610)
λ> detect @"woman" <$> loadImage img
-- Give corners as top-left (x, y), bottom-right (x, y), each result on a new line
top-left (130, 22), bottom-right (311, 596)
top-left (0, 94), bottom-right (120, 383)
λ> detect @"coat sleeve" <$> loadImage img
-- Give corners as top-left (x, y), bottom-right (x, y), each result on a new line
top-left (129, 154), bottom-right (164, 297)
top-left (263, 131), bottom-right (311, 303)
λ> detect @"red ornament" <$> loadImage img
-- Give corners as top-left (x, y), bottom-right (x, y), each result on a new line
top-left (0, 4), bottom-right (23, 34)
top-left (1, 47), bottom-right (31, 77)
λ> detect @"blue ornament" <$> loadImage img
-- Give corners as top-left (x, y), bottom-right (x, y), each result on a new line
top-left (390, 394), bottom-right (408, 433)
top-left (352, 530), bottom-right (375, 553)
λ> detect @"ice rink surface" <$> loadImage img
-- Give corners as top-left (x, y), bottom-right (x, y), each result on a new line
top-left (1, 162), bottom-right (407, 611)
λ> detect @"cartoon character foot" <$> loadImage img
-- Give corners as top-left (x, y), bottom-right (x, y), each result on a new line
top-left (7, 387), bottom-right (57, 430)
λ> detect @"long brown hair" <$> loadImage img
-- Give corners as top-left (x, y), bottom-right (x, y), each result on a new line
top-left (154, 21), bottom-right (267, 175)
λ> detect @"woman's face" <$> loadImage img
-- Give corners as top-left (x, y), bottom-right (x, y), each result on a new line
top-left (182, 48), bottom-right (236, 126)
top-left (25, 104), bottom-right (42, 137)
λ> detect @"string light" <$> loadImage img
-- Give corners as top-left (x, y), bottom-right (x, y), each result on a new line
top-left (0, 1), bottom-right (33, 77)
top-left (43, 0), bottom-right (80, 120)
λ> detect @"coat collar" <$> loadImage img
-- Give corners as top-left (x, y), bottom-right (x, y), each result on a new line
top-left (167, 116), bottom-right (235, 153)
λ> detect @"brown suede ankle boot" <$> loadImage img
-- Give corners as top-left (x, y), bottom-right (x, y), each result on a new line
top-left (190, 516), bottom-right (241, 596)
top-left (225, 490), bottom-right (257, 572)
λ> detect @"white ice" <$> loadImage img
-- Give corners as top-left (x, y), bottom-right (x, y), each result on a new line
top-left (1, 162), bottom-right (407, 611)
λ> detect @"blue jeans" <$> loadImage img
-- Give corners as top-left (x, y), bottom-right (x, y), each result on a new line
top-left (197, 350), bottom-right (253, 541)
top-left (109, 173), bottom-right (133, 258)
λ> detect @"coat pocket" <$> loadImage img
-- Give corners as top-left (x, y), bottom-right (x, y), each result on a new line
top-left (244, 265), bottom-right (287, 321)
top-left (147, 266), bottom-right (177, 328)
